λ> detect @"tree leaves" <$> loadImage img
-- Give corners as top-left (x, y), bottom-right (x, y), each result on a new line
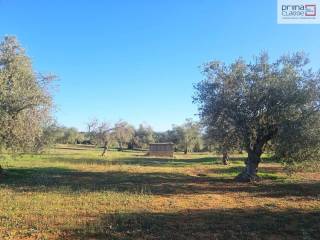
top-left (194, 52), bottom-right (320, 168)
top-left (0, 36), bottom-right (55, 152)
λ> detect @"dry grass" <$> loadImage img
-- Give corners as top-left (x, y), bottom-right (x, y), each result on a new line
top-left (0, 144), bottom-right (319, 239)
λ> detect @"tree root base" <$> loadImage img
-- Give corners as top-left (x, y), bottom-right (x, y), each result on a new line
top-left (234, 171), bottom-right (260, 182)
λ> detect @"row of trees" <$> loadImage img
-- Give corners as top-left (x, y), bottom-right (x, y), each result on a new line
top-left (47, 119), bottom-right (204, 156)
top-left (87, 118), bottom-right (204, 156)
top-left (42, 124), bottom-right (85, 145)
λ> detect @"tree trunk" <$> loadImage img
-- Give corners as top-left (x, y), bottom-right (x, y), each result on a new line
top-left (238, 146), bottom-right (243, 154)
top-left (101, 142), bottom-right (108, 156)
top-left (184, 143), bottom-right (188, 154)
top-left (118, 141), bottom-right (123, 151)
top-left (235, 149), bottom-right (261, 182)
top-left (184, 142), bottom-right (188, 154)
top-left (222, 151), bottom-right (229, 165)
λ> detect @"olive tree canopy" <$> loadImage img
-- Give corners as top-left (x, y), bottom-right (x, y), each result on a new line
top-left (134, 123), bottom-right (155, 149)
top-left (0, 36), bottom-right (55, 152)
top-left (194, 52), bottom-right (320, 181)
top-left (87, 119), bottom-right (114, 156)
top-left (114, 121), bottom-right (134, 151)
top-left (178, 118), bottom-right (202, 154)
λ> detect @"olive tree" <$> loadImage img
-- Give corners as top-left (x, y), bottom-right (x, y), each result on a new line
top-left (0, 36), bottom-right (55, 153)
top-left (59, 127), bottom-right (79, 144)
top-left (179, 118), bottom-right (202, 154)
top-left (194, 52), bottom-right (320, 181)
top-left (39, 122), bottom-right (65, 147)
top-left (205, 119), bottom-right (240, 165)
top-left (93, 122), bottom-right (114, 156)
top-left (114, 121), bottom-right (134, 151)
top-left (134, 123), bottom-right (155, 149)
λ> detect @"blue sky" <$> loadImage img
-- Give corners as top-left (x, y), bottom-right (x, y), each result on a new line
top-left (0, 0), bottom-right (319, 131)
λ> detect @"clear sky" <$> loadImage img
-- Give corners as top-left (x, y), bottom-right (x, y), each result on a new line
top-left (0, 0), bottom-right (319, 131)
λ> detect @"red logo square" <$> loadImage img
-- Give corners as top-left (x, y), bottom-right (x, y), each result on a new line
top-left (305, 4), bottom-right (317, 16)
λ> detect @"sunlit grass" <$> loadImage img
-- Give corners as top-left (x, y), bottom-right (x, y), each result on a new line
top-left (0, 144), bottom-right (319, 239)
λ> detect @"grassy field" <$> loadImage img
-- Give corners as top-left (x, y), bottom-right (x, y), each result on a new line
top-left (0, 145), bottom-right (319, 240)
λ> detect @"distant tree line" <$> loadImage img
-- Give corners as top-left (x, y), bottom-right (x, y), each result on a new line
top-left (44, 118), bottom-right (207, 156)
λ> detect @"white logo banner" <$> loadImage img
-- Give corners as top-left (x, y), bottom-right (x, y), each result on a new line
top-left (278, 0), bottom-right (320, 24)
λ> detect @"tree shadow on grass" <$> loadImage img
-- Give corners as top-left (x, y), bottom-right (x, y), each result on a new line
top-left (54, 147), bottom-right (95, 151)
top-left (47, 155), bottom-right (114, 165)
top-left (208, 165), bottom-right (285, 180)
top-left (46, 155), bottom-right (230, 167)
top-left (1, 167), bottom-right (213, 194)
top-left (1, 167), bottom-right (320, 199)
top-left (46, 154), bottom-right (271, 168)
top-left (113, 156), bottom-right (223, 167)
top-left (61, 208), bottom-right (320, 240)
top-left (209, 166), bottom-right (244, 175)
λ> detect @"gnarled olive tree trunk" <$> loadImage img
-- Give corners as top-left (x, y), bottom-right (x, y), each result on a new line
top-left (235, 148), bottom-right (262, 182)
top-left (222, 151), bottom-right (229, 165)
top-left (118, 141), bottom-right (123, 151)
top-left (101, 142), bottom-right (109, 156)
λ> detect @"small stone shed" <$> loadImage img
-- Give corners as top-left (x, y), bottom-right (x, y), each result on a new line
top-left (148, 143), bottom-right (174, 157)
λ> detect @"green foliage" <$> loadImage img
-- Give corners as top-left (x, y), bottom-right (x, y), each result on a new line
top-left (61, 127), bottom-right (79, 144)
top-left (194, 52), bottom-right (320, 176)
top-left (114, 121), bottom-right (135, 150)
top-left (0, 36), bottom-right (55, 152)
top-left (134, 123), bottom-right (155, 149)
top-left (179, 118), bottom-right (202, 153)
top-left (89, 120), bottom-right (113, 147)
top-left (42, 124), bottom-right (83, 145)
top-left (154, 119), bottom-right (202, 153)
